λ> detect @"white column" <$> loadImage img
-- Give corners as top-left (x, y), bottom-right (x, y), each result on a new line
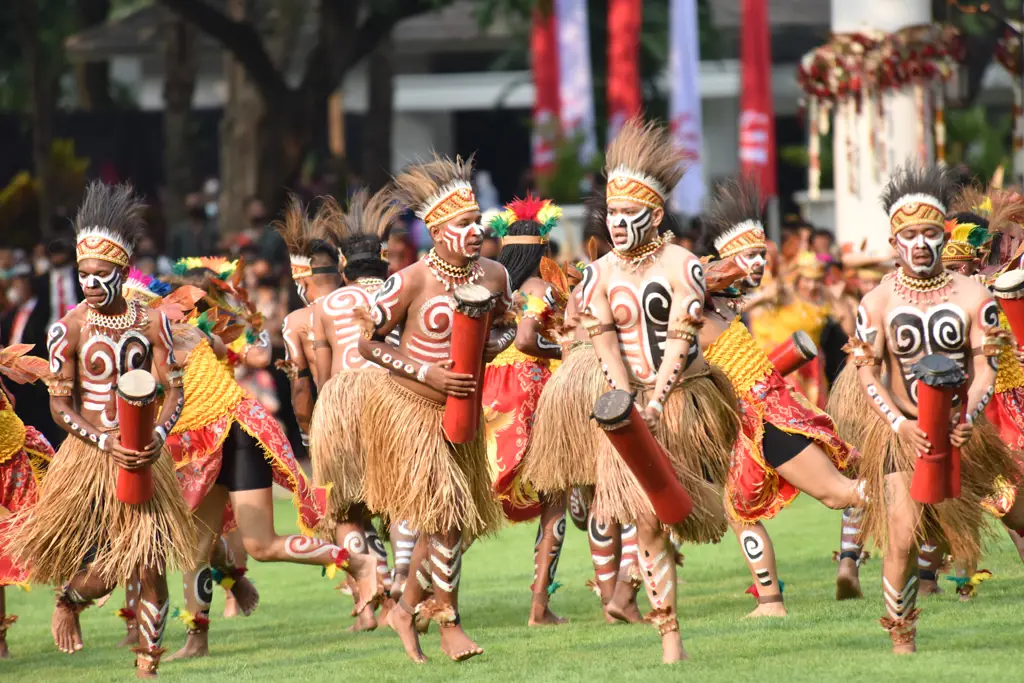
top-left (830, 0), bottom-right (932, 252)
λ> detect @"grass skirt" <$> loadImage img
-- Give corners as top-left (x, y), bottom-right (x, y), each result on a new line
top-left (592, 365), bottom-right (740, 544)
top-left (829, 364), bottom-right (1021, 566)
top-left (309, 367), bottom-right (386, 537)
top-left (361, 375), bottom-right (503, 538)
top-left (521, 342), bottom-right (605, 494)
top-left (4, 434), bottom-right (196, 585)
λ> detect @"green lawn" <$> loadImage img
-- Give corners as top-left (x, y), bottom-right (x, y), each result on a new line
top-left (3, 496), bottom-right (1024, 682)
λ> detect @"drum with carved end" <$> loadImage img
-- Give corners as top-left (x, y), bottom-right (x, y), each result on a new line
top-left (115, 369), bottom-right (158, 505)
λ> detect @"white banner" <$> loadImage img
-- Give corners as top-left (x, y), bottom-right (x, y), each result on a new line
top-left (668, 0), bottom-right (705, 216)
top-left (555, 0), bottom-right (598, 165)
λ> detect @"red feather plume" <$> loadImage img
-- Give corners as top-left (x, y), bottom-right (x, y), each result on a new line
top-left (506, 192), bottom-right (548, 224)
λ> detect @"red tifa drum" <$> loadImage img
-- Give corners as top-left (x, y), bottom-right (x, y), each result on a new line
top-left (115, 369), bottom-right (159, 505)
top-left (592, 390), bottom-right (693, 525)
top-left (443, 283), bottom-right (496, 444)
top-left (767, 331), bottom-right (818, 377)
top-left (908, 354), bottom-right (966, 505)
top-left (994, 270), bottom-right (1024, 344)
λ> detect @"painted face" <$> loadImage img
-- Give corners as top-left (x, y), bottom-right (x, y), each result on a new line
top-left (944, 260), bottom-right (977, 277)
top-left (437, 213), bottom-right (484, 260)
top-left (734, 247), bottom-right (767, 289)
top-left (893, 225), bottom-right (945, 276)
top-left (606, 199), bottom-right (656, 252)
top-left (295, 279), bottom-right (309, 306)
top-left (78, 259), bottom-right (124, 309)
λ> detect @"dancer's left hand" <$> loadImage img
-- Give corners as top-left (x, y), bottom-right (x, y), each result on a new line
top-left (950, 419), bottom-right (973, 448)
top-left (641, 405), bottom-right (660, 431)
top-left (1014, 347), bottom-right (1024, 367)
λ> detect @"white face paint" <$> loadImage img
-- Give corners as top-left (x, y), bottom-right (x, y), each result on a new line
top-left (734, 248), bottom-right (767, 288)
top-left (295, 280), bottom-right (309, 306)
top-left (895, 229), bottom-right (944, 275)
top-left (79, 268), bottom-right (123, 309)
top-left (439, 220), bottom-right (483, 259)
top-left (606, 207), bottom-right (653, 252)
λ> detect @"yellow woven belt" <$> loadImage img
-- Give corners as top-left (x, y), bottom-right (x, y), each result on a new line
top-left (705, 318), bottom-right (773, 396)
top-left (996, 313), bottom-right (1024, 394)
top-left (173, 340), bottom-right (246, 433)
top-left (490, 345), bottom-right (542, 368)
top-left (0, 408), bottom-right (27, 466)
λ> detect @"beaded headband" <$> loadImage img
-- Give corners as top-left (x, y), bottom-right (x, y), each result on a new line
top-left (888, 193), bottom-right (946, 235)
top-left (419, 180), bottom-right (480, 229)
top-left (715, 220), bottom-right (767, 259)
top-left (606, 165), bottom-right (667, 210)
top-left (289, 255), bottom-right (312, 280)
top-left (76, 227), bottom-right (132, 268)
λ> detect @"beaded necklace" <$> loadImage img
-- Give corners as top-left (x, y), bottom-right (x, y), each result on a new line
top-left (611, 235), bottom-right (666, 272)
top-left (426, 249), bottom-right (484, 291)
top-left (893, 269), bottom-right (954, 304)
top-left (86, 300), bottom-right (141, 331)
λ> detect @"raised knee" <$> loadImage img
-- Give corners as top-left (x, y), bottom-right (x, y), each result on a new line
top-left (243, 538), bottom-right (274, 562)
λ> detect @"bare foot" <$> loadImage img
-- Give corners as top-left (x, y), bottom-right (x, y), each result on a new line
top-left (605, 581), bottom-right (643, 624)
top-left (745, 601), bottom-right (787, 618)
top-left (51, 603), bottom-right (83, 654)
top-left (347, 554), bottom-right (382, 613)
top-left (835, 558), bottom-right (862, 601)
top-left (228, 576), bottom-right (259, 616)
top-left (223, 593), bottom-right (240, 619)
top-left (118, 626), bottom-right (140, 648)
top-left (528, 599), bottom-right (568, 626)
top-left (661, 632), bottom-right (688, 664)
top-left (386, 606), bottom-right (427, 663)
top-left (438, 623), bottom-right (483, 662)
top-left (165, 632), bottom-right (209, 661)
top-left (919, 579), bottom-right (941, 597)
top-left (347, 606), bottom-right (378, 633)
top-left (893, 641), bottom-right (917, 655)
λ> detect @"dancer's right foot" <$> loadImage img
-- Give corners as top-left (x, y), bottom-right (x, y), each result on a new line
top-left (51, 603), bottom-right (83, 654)
top-left (835, 558), bottom-right (862, 600)
top-left (438, 623), bottom-right (483, 662)
top-left (347, 605), bottom-right (378, 632)
top-left (386, 606), bottom-right (427, 663)
top-left (165, 631), bottom-right (209, 661)
top-left (528, 598), bottom-right (567, 626)
top-left (661, 631), bottom-right (687, 664)
top-left (604, 580), bottom-right (643, 623)
top-left (228, 576), bottom-right (259, 616)
top-left (919, 578), bottom-right (941, 596)
top-left (347, 553), bottom-right (383, 613)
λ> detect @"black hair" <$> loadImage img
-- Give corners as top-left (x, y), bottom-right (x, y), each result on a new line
top-left (697, 176), bottom-right (764, 259)
top-left (498, 219), bottom-right (547, 291)
top-left (342, 234), bottom-right (389, 281)
top-left (880, 164), bottom-right (958, 215)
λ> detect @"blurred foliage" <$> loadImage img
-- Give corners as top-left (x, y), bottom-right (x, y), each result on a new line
top-left (945, 104), bottom-right (1013, 181)
top-left (0, 139), bottom-right (89, 245)
top-left (0, 1), bottom-right (80, 112)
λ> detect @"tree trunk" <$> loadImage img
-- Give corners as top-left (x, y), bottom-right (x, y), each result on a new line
top-left (363, 32), bottom-right (394, 193)
top-left (219, 0), bottom-right (264, 235)
top-left (163, 17), bottom-right (199, 229)
top-left (76, 0), bottom-right (114, 111)
top-left (17, 0), bottom-right (55, 241)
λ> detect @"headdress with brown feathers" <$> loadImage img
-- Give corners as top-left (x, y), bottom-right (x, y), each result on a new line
top-left (700, 177), bottom-right (766, 260)
top-left (605, 117), bottom-right (686, 210)
top-left (392, 154), bottom-right (478, 229)
top-left (332, 189), bottom-right (400, 281)
top-left (274, 195), bottom-right (338, 281)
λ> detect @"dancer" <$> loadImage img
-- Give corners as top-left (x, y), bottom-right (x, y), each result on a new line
top-left (481, 194), bottom-right (571, 625)
top-left (5, 182), bottom-right (195, 677)
top-left (149, 264), bottom-right (380, 661)
top-left (698, 178), bottom-right (863, 617)
top-left (579, 117), bottom-right (740, 663)
top-left (522, 191), bottom-right (644, 624)
top-left (307, 189), bottom-right (399, 628)
top-left (0, 344), bottom-right (55, 658)
top-left (357, 154), bottom-right (510, 662)
top-left (829, 165), bottom-right (1024, 654)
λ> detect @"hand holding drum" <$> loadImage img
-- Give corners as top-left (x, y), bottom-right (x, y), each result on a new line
top-left (767, 331), bottom-right (817, 377)
top-left (442, 283), bottom-right (496, 444)
top-left (591, 389), bottom-right (693, 525)
top-left (115, 369), bottom-right (159, 505)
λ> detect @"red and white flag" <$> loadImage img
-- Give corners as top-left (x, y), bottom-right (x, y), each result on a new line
top-left (531, 6), bottom-right (560, 176)
top-left (668, 0), bottom-right (704, 215)
top-left (555, 0), bottom-right (598, 163)
top-left (739, 0), bottom-right (777, 197)
top-left (607, 0), bottom-right (642, 140)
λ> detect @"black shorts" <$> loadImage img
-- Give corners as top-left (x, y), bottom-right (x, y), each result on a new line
top-left (762, 422), bottom-right (812, 469)
top-left (216, 423), bottom-right (273, 492)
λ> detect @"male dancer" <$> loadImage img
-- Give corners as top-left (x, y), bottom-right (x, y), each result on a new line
top-left (698, 178), bottom-right (863, 617)
top-left (307, 189), bottom-right (399, 628)
top-left (6, 182), bottom-right (195, 677)
top-left (580, 118), bottom-right (739, 663)
top-left (0, 344), bottom-right (55, 658)
top-left (357, 155), bottom-right (512, 662)
top-left (830, 165), bottom-right (1024, 653)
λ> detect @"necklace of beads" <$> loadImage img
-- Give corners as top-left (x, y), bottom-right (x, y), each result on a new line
top-left (356, 277), bottom-right (385, 293)
top-left (87, 300), bottom-right (141, 330)
top-left (612, 235), bottom-right (667, 272)
top-left (426, 249), bottom-right (484, 291)
top-left (893, 269), bottom-right (954, 304)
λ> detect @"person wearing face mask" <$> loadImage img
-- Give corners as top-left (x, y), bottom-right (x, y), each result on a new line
top-left (306, 189), bottom-right (399, 631)
top-left (170, 193), bottom-right (221, 261)
top-left (577, 118), bottom-right (740, 663)
top-left (355, 154), bottom-right (514, 663)
top-left (828, 164), bottom-right (1024, 654)
top-left (698, 178), bottom-right (864, 619)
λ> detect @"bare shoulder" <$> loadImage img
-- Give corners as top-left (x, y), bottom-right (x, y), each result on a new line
top-left (283, 308), bottom-right (307, 329)
top-left (860, 278), bottom-right (892, 313)
top-left (951, 272), bottom-right (992, 302)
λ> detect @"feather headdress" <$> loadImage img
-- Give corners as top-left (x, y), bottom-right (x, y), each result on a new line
top-left (122, 268), bottom-right (205, 320)
top-left (489, 193), bottom-right (562, 242)
top-left (326, 189), bottom-right (400, 270)
top-left (75, 181), bottom-right (147, 268)
top-left (700, 177), bottom-right (766, 260)
top-left (392, 154), bottom-right (478, 228)
top-left (171, 256), bottom-right (237, 280)
top-left (605, 117), bottom-right (685, 209)
top-left (881, 164), bottom-right (957, 236)
top-left (273, 195), bottom-right (337, 280)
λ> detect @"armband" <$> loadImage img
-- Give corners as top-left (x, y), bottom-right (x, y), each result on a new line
top-left (843, 338), bottom-right (880, 367)
top-left (167, 370), bottom-right (184, 389)
top-left (980, 326), bottom-right (1010, 358)
top-left (298, 367), bottom-right (313, 380)
top-left (667, 314), bottom-right (703, 344)
top-left (647, 399), bottom-right (664, 416)
top-left (47, 378), bottom-right (74, 397)
top-left (586, 322), bottom-right (616, 338)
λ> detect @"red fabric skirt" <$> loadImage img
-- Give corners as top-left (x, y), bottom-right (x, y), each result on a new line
top-left (482, 360), bottom-right (550, 522)
top-left (0, 426), bottom-right (54, 587)
top-left (727, 369), bottom-right (855, 523)
top-left (167, 397), bottom-right (328, 534)
top-left (986, 388), bottom-right (1024, 452)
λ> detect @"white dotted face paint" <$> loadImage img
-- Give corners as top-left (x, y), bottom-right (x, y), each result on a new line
top-left (79, 268), bottom-right (123, 309)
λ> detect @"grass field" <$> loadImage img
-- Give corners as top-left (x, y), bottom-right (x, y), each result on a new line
top-left (3, 496), bottom-right (1024, 682)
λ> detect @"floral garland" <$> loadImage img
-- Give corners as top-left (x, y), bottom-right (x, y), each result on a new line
top-left (797, 23), bottom-right (963, 199)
